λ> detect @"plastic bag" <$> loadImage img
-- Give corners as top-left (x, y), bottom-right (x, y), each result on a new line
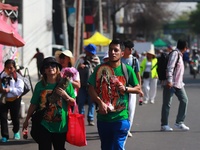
top-left (66, 103), bottom-right (87, 147)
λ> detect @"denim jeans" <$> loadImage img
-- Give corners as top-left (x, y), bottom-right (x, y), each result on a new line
top-left (77, 86), bottom-right (95, 121)
top-left (161, 86), bottom-right (188, 126)
top-left (97, 120), bottom-right (130, 150)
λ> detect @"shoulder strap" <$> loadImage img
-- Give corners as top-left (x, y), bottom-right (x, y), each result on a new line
top-left (174, 51), bottom-right (180, 70)
top-left (121, 63), bottom-right (129, 85)
top-left (151, 63), bottom-right (157, 70)
top-left (168, 50), bottom-right (180, 74)
top-left (132, 57), bottom-right (136, 69)
top-left (0, 70), bottom-right (4, 76)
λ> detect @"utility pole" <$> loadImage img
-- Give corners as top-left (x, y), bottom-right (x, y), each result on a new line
top-left (99, 0), bottom-right (103, 51)
top-left (99, 0), bottom-right (103, 34)
top-left (73, 0), bottom-right (82, 60)
top-left (61, 0), bottom-right (69, 49)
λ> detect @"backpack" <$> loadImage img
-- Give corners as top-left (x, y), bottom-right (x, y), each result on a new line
top-left (121, 63), bottom-right (129, 85)
top-left (132, 56), bottom-right (137, 71)
top-left (78, 56), bottom-right (99, 87)
top-left (157, 50), bottom-right (179, 81)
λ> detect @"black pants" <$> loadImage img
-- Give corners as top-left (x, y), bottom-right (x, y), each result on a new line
top-left (6, 97), bottom-right (21, 134)
top-left (0, 103), bottom-right (9, 139)
top-left (38, 125), bottom-right (66, 150)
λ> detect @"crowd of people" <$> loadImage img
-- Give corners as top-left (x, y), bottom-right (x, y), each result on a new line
top-left (0, 39), bottom-right (190, 150)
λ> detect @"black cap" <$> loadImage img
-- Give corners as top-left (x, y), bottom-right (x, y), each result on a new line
top-left (40, 57), bottom-right (62, 74)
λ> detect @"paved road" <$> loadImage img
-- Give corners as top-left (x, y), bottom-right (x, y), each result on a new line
top-left (1, 67), bottom-right (200, 150)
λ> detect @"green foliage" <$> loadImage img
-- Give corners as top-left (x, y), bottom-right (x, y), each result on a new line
top-left (176, 11), bottom-right (191, 21)
top-left (189, 3), bottom-right (200, 34)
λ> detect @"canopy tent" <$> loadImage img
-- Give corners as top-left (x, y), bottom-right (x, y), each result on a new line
top-left (153, 38), bottom-right (167, 47)
top-left (0, 3), bottom-right (18, 10)
top-left (0, 2), bottom-right (25, 47)
top-left (83, 31), bottom-right (111, 46)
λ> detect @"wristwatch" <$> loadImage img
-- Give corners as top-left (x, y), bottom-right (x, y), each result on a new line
top-left (125, 87), bottom-right (128, 92)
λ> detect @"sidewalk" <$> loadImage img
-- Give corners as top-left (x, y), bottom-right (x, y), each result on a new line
top-left (20, 74), bottom-right (38, 118)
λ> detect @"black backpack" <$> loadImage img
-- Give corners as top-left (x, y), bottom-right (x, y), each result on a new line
top-left (132, 56), bottom-right (137, 72)
top-left (157, 50), bottom-right (179, 81)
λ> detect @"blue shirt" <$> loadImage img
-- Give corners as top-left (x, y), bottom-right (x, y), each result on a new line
top-left (121, 55), bottom-right (140, 73)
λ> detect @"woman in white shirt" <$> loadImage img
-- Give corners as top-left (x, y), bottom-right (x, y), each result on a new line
top-left (0, 59), bottom-right (24, 142)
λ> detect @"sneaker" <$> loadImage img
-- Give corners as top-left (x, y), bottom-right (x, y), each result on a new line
top-left (7, 119), bottom-right (12, 125)
top-left (128, 131), bottom-right (132, 137)
top-left (161, 125), bottom-right (173, 131)
top-left (143, 100), bottom-right (148, 104)
top-left (14, 132), bottom-right (20, 140)
top-left (174, 123), bottom-right (190, 131)
top-left (1, 137), bottom-right (8, 142)
top-left (88, 121), bottom-right (95, 126)
top-left (150, 100), bottom-right (155, 104)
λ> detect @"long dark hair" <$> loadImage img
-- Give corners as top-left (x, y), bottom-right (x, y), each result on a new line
top-left (4, 59), bottom-right (17, 81)
top-left (41, 66), bottom-right (61, 86)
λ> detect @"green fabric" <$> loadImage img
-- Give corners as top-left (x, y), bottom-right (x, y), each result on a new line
top-left (153, 38), bottom-right (167, 47)
top-left (140, 58), bottom-right (158, 78)
top-left (31, 80), bottom-right (75, 133)
top-left (88, 64), bottom-right (138, 122)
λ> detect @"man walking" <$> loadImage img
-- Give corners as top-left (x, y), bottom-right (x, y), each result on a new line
top-left (161, 39), bottom-right (190, 131)
top-left (29, 48), bottom-right (44, 80)
top-left (77, 44), bottom-right (100, 126)
top-left (121, 40), bottom-right (141, 137)
top-left (88, 39), bottom-right (143, 150)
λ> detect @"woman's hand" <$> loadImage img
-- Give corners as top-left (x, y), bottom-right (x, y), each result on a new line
top-left (56, 87), bottom-right (75, 104)
top-left (22, 120), bottom-right (29, 131)
top-left (56, 87), bottom-right (67, 98)
top-left (2, 88), bottom-right (9, 93)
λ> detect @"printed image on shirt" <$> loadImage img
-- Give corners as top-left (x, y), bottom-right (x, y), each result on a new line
top-left (40, 90), bottom-right (62, 122)
top-left (96, 65), bottom-right (126, 112)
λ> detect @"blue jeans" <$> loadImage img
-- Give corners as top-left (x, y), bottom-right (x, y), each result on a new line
top-left (77, 87), bottom-right (95, 121)
top-left (97, 120), bottom-right (130, 150)
top-left (161, 86), bottom-right (188, 126)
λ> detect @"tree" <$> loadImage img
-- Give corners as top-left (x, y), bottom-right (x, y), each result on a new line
top-left (127, 1), bottom-right (174, 41)
top-left (189, 3), bottom-right (200, 34)
top-left (106, 0), bottom-right (174, 40)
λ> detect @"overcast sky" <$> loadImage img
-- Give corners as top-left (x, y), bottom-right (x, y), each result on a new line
top-left (169, 2), bottom-right (197, 14)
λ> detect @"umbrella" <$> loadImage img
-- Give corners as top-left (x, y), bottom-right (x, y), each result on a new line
top-left (84, 32), bottom-right (111, 46)
top-left (0, 3), bottom-right (18, 11)
top-left (153, 38), bottom-right (167, 47)
top-left (0, 18), bottom-right (25, 47)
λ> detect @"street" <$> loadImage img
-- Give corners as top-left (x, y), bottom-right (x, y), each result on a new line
top-left (1, 67), bottom-right (200, 150)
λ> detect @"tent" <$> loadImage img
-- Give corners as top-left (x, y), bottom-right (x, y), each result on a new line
top-left (153, 38), bottom-right (167, 47)
top-left (83, 31), bottom-right (111, 46)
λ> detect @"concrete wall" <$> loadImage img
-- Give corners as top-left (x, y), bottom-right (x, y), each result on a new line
top-left (21, 0), bottom-right (52, 76)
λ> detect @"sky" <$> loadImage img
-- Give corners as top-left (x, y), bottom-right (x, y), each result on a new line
top-left (169, 2), bottom-right (197, 15)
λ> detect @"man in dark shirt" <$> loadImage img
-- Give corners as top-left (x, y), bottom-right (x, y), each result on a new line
top-left (29, 48), bottom-right (44, 79)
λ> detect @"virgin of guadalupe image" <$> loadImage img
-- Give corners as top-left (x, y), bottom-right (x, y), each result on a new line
top-left (96, 65), bottom-right (126, 112)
